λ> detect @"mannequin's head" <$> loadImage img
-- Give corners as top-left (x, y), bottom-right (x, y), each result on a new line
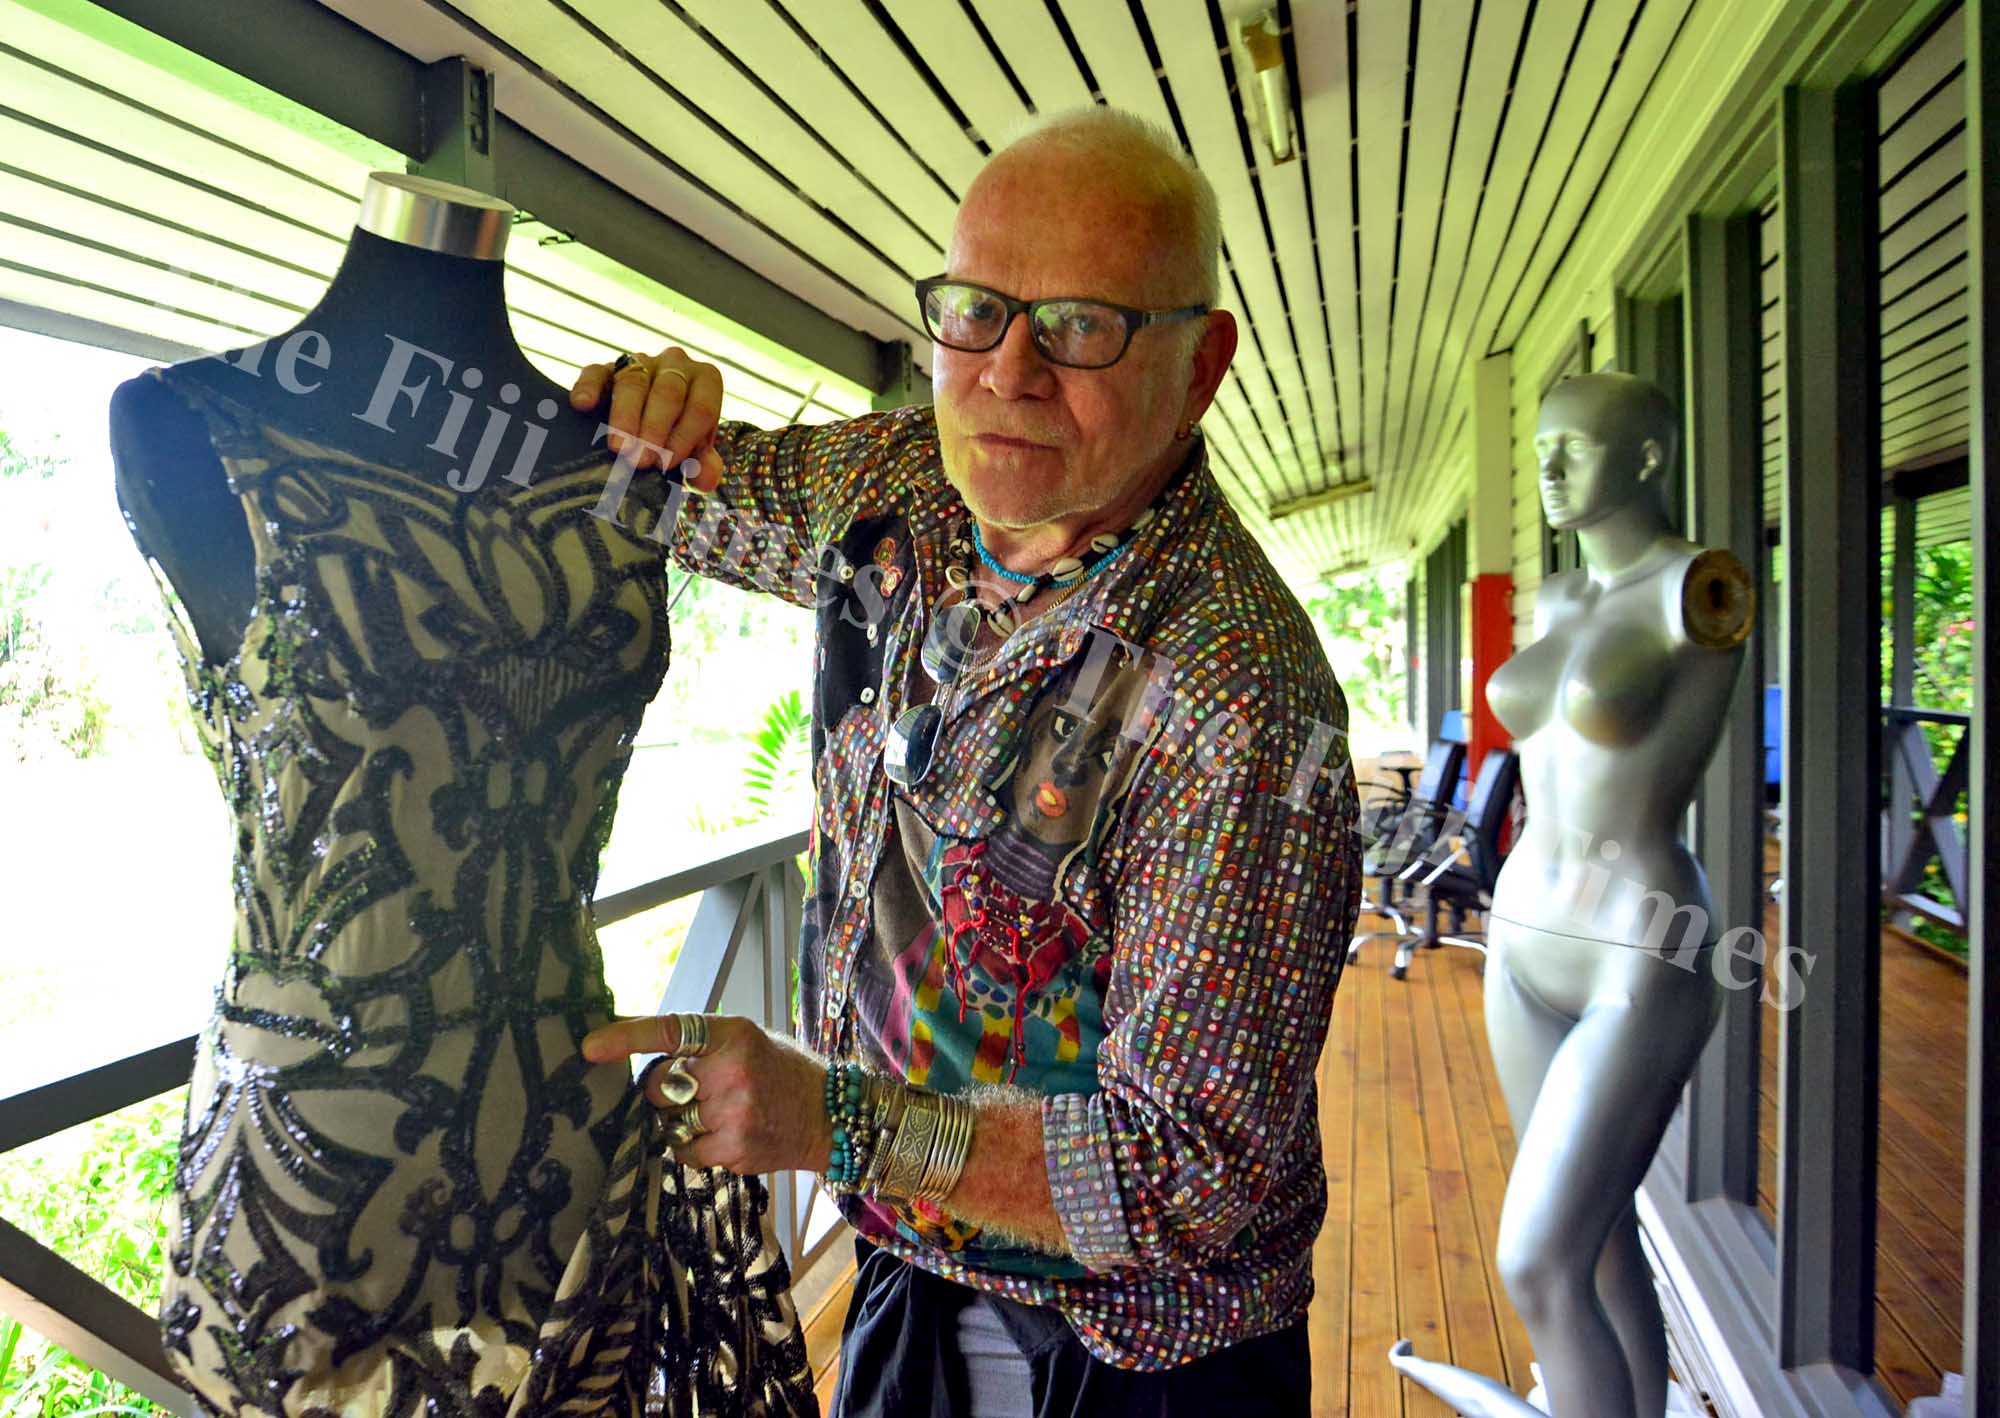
top-left (1532, 373), bottom-right (1678, 531)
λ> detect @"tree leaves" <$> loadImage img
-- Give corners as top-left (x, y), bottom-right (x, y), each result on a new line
top-left (0, 1093), bottom-right (182, 1415)
top-left (741, 690), bottom-right (810, 818)
top-left (685, 688), bottom-right (812, 836)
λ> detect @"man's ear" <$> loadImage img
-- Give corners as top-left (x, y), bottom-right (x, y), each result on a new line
top-left (1182, 310), bottom-right (1239, 425)
top-left (1636, 437), bottom-right (1664, 483)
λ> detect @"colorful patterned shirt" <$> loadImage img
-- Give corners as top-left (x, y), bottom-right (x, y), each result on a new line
top-left (660, 406), bottom-right (1361, 1369)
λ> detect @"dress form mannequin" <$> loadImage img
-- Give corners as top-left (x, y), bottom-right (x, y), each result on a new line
top-left (105, 174), bottom-right (810, 1415)
top-left (110, 173), bottom-right (610, 668)
top-left (1389, 373), bottom-right (1752, 1418)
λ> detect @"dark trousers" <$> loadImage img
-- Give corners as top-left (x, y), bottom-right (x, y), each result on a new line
top-left (829, 1240), bottom-right (1311, 1418)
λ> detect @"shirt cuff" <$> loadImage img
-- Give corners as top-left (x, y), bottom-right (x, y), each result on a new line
top-left (1043, 1090), bottom-right (1137, 1271)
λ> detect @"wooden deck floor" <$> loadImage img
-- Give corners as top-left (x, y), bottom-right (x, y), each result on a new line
top-left (801, 904), bottom-right (1969, 1415)
top-left (1311, 920), bottom-right (1527, 1418)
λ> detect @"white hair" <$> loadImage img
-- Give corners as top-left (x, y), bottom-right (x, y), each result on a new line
top-left (988, 106), bottom-right (1222, 311)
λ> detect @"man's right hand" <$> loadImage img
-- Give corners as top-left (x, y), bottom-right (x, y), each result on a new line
top-left (569, 347), bottom-right (726, 493)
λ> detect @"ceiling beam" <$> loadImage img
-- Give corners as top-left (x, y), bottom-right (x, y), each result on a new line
top-left (87, 0), bottom-right (896, 393)
top-left (1884, 449), bottom-right (1970, 500)
top-left (1269, 479), bottom-right (1374, 522)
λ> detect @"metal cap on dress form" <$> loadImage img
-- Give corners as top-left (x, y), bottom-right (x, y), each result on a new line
top-left (356, 172), bottom-right (513, 261)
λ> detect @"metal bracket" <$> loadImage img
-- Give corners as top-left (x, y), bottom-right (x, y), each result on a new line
top-left (871, 341), bottom-right (932, 410)
top-left (412, 56), bottom-right (497, 195)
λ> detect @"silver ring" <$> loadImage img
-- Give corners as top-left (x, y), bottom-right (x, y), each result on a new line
top-left (681, 1100), bottom-right (707, 1138)
top-left (658, 1058), bottom-right (698, 1108)
top-left (610, 351), bottom-right (650, 378)
top-left (671, 1013), bottom-right (711, 1058)
top-left (661, 1112), bottom-right (697, 1149)
top-left (654, 366), bottom-right (691, 389)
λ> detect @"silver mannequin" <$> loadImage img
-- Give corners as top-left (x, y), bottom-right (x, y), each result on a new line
top-left (1389, 373), bottom-right (1753, 1417)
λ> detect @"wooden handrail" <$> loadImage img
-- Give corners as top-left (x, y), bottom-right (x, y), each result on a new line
top-left (596, 827), bottom-right (809, 926)
top-left (0, 1215), bottom-right (195, 1414)
top-left (0, 1037), bottom-right (198, 1156)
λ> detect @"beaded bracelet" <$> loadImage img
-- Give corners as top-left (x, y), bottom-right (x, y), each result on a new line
top-left (823, 1061), bottom-right (869, 1191)
top-left (821, 1063), bottom-right (976, 1206)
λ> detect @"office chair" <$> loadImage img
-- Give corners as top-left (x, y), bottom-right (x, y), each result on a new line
top-left (1348, 738), bottom-right (1466, 963)
top-left (1398, 747), bottom-right (1522, 976)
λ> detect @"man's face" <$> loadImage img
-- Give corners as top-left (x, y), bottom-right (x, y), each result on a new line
top-left (1533, 385), bottom-right (1650, 530)
top-left (932, 156), bottom-right (1202, 531)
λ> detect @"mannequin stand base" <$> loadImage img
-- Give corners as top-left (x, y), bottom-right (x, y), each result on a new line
top-left (1388, 1343), bottom-right (1709, 1417)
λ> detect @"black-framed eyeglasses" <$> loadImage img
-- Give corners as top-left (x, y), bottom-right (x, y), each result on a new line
top-left (882, 601), bottom-right (986, 789)
top-left (915, 276), bottom-right (1210, 370)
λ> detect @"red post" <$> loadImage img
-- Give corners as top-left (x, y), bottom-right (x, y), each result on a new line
top-left (1469, 573), bottom-right (1514, 775)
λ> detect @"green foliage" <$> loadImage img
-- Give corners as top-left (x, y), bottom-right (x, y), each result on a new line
top-left (0, 561), bottom-right (110, 763)
top-left (0, 423), bottom-right (116, 763)
top-left (649, 568), bottom-right (813, 737)
top-left (0, 430), bottom-right (60, 482)
top-left (1299, 564), bottom-right (1408, 736)
top-left (664, 569), bottom-right (718, 656)
top-left (687, 688), bottom-right (813, 835)
top-left (1908, 913), bottom-right (1966, 961)
top-left (0, 1093), bottom-right (183, 1416)
top-left (740, 689), bottom-right (811, 818)
top-left (1880, 538), bottom-right (1974, 953)
top-left (1882, 539), bottom-right (1975, 763)
top-left (0, 564), bottom-right (49, 664)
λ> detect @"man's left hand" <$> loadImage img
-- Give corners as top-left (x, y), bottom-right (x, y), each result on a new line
top-left (580, 1014), bottom-right (831, 1175)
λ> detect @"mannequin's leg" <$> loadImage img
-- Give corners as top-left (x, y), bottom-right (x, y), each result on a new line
top-left (1492, 990), bottom-right (1713, 1418)
top-left (1596, 967), bottom-right (1726, 1415)
top-left (1482, 947), bottom-right (1572, 1141)
top-left (1386, 955), bottom-right (1572, 1416)
top-left (1595, 1202), bottom-right (1667, 1415)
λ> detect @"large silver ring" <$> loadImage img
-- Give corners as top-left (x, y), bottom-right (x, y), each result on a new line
top-left (681, 1100), bottom-right (707, 1138)
top-left (658, 1058), bottom-right (698, 1108)
top-left (671, 1013), bottom-right (711, 1058)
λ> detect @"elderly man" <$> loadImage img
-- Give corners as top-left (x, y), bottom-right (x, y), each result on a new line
top-left (573, 108), bottom-right (1359, 1416)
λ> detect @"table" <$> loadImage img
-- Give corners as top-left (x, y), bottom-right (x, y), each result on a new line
top-left (1373, 753), bottom-right (1423, 801)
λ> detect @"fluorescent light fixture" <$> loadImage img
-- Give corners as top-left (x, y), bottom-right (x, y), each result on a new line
top-left (1270, 479), bottom-right (1373, 522)
top-left (1236, 9), bottom-right (1296, 165)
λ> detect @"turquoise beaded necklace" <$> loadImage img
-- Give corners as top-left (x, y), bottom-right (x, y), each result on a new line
top-left (958, 442), bottom-right (1193, 611)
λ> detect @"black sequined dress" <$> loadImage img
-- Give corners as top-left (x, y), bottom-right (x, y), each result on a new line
top-left (128, 363), bottom-right (815, 1417)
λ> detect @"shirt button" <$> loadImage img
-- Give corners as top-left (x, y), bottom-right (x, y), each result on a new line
top-left (838, 562), bottom-right (856, 582)
top-left (866, 624), bottom-right (879, 645)
top-left (860, 687), bottom-right (876, 704)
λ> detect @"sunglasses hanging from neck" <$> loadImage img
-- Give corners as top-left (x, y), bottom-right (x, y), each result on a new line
top-left (881, 451), bottom-right (1193, 791)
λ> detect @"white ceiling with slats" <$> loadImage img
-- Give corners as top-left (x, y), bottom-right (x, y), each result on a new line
top-left (6, 0), bottom-right (1960, 579)
top-left (0, 0), bottom-right (874, 431)
top-left (307, 0), bottom-right (1738, 582)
